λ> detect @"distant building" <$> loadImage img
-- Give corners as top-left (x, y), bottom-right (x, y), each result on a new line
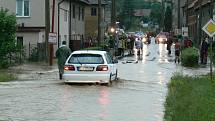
top-left (103, 0), bottom-right (111, 26)
top-left (172, 0), bottom-right (187, 36)
top-left (84, 0), bottom-right (106, 45)
top-left (0, 0), bottom-right (89, 58)
top-left (184, 0), bottom-right (214, 44)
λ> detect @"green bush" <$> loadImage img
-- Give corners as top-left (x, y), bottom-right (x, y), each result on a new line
top-left (0, 8), bottom-right (22, 68)
top-left (181, 47), bottom-right (199, 67)
top-left (0, 70), bottom-right (16, 82)
top-left (29, 47), bottom-right (39, 62)
top-left (164, 73), bottom-right (215, 121)
top-left (0, 60), bottom-right (9, 69)
top-left (82, 43), bottom-right (109, 51)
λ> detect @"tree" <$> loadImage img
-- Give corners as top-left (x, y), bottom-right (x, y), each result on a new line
top-left (117, 0), bottom-right (155, 30)
top-left (117, 0), bottom-right (135, 30)
top-left (163, 6), bottom-right (172, 32)
top-left (0, 8), bottom-right (21, 68)
top-left (150, 2), bottom-right (162, 26)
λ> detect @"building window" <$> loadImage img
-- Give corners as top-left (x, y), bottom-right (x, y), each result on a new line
top-left (64, 10), bottom-right (68, 22)
top-left (16, 0), bottom-right (30, 17)
top-left (78, 6), bottom-right (81, 20)
top-left (82, 8), bottom-right (84, 21)
top-left (91, 7), bottom-right (97, 16)
top-left (73, 5), bottom-right (76, 18)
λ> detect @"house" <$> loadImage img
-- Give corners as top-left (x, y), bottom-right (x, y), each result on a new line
top-left (172, 0), bottom-right (214, 44)
top-left (0, 0), bottom-right (89, 59)
top-left (103, 0), bottom-right (112, 28)
top-left (185, 0), bottom-right (214, 44)
top-left (84, 0), bottom-right (106, 46)
top-left (193, 0), bottom-right (214, 44)
top-left (172, 0), bottom-right (187, 35)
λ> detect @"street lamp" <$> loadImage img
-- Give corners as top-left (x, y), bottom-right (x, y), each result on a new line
top-left (110, 27), bottom-right (115, 33)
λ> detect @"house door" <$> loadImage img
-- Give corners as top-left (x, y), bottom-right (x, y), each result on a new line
top-left (17, 37), bottom-right (23, 46)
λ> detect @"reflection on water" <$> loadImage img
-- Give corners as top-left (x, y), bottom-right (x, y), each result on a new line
top-left (158, 44), bottom-right (164, 58)
top-left (98, 87), bottom-right (109, 121)
top-left (141, 44), bottom-right (148, 63)
top-left (158, 44), bottom-right (169, 63)
top-left (61, 85), bottom-right (73, 121)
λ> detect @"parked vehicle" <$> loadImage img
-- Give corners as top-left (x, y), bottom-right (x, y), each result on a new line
top-left (63, 50), bottom-right (118, 85)
top-left (155, 33), bottom-right (168, 44)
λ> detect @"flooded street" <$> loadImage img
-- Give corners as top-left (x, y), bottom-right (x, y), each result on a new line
top-left (0, 42), bottom-right (211, 121)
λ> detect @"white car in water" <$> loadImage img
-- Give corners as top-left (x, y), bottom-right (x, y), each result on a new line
top-left (63, 50), bottom-right (118, 84)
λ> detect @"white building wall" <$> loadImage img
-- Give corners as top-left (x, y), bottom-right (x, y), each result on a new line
top-left (16, 32), bottom-right (41, 58)
top-left (71, 3), bottom-right (85, 36)
top-left (59, 2), bottom-right (69, 45)
top-left (1, 0), bottom-right (87, 57)
top-left (16, 0), bottom-right (45, 27)
top-left (0, 0), bottom-right (16, 14)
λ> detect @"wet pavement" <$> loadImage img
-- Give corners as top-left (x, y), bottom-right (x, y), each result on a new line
top-left (0, 41), bottom-right (213, 121)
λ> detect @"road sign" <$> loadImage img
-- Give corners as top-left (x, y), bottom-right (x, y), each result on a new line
top-left (49, 32), bottom-right (57, 44)
top-left (182, 27), bottom-right (188, 37)
top-left (174, 29), bottom-right (181, 36)
top-left (202, 19), bottom-right (215, 37)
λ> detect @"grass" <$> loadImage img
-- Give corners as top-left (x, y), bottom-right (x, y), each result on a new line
top-left (164, 73), bottom-right (215, 121)
top-left (0, 70), bottom-right (17, 82)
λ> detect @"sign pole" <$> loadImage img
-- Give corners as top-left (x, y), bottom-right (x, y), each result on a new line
top-left (210, 37), bottom-right (213, 80)
top-left (202, 19), bottom-right (215, 80)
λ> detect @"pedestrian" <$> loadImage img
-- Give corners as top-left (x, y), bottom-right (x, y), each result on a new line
top-left (200, 37), bottom-right (209, 64)
top-left (174, 39), bottom-right (181, 63)
top-left (56, 41), bottom-right (71, 80)
top-left (118, 35), bottom-right (125, 57)
top-left (134, 37), bottom-right (143, 62)
top-left (130, 35), bottom-right (135, 55)
top-left (167, 38), bottom-right (173, 56)
top-left (184, 37), bottom-right (193, 48)
top-left (135, 37), bottom-right (143, 55)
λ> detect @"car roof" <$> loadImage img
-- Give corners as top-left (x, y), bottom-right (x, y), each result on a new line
top-left (158, 35), bottom-right (166, 37)
top-left (71, 50), bottom-right (107, 55)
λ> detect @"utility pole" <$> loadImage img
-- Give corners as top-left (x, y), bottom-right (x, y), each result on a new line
top-left (161, 0), bottom-right (164, 31)
top-left (98, 0), bottom-right (102, 46)
top-left (45, 0), bottom-right (50, 63)
top-left (198, 0), bottom-right (202, 45)
top-left (111, 0), bottom-right (116, 56)
top-left (111, 0), bottom-right (116, 25)
top-left (177, 0), bottom-right (180, 29)
top-left (186, 0), bottom-right (188, 27)
top-left (209, 0), bottom-right (214, 80)
top-left (49, 0), bottom-right (56, 66)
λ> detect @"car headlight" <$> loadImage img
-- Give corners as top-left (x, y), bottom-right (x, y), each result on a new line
top-left (159, 38), bottom-right (163, 42)
top-left (142, 38), bottom-right (147, 42)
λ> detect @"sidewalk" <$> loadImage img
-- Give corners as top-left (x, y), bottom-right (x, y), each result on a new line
top-left (109, 48), bottom-right (130, 60)
top-left (8, 62), bottom-right (59, 80)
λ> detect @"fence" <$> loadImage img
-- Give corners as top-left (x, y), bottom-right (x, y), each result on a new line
top-left (69, 34), bottom-right (84, 51)
top-left (28, 42), bottom-right (46, 61)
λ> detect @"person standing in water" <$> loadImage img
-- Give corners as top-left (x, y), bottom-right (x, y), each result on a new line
top-left (56, 41), bottom-right (71, 79)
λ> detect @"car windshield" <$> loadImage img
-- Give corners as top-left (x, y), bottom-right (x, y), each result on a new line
top-left (68, 54), bottom-right (104, 64)
top-left (158, 35), bottom-right (166, 38)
